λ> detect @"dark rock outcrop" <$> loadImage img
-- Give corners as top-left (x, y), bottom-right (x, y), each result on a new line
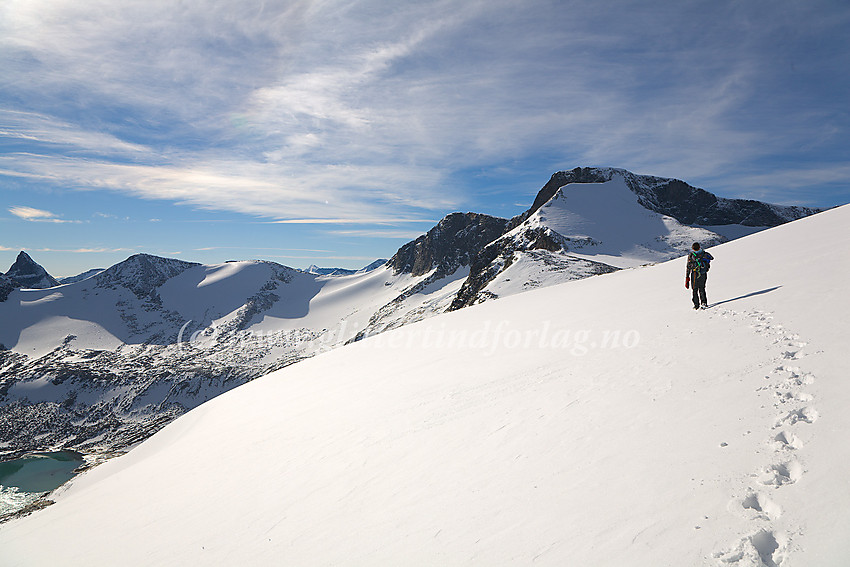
top-left (94, 254), bottom-right (200, 299)
top-left (0, 274), bottom-right (16, 302)
top-left (449, 226), bottom-right (618, 311)
top-left (387, 213), bottom-right (510, 277)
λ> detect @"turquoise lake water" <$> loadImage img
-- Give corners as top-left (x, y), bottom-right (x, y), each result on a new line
top-left (0, 451), bottom-right (85, 516)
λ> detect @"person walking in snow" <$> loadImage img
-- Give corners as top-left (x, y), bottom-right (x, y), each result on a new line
top-left (686, 242), bottom-right (713, 309)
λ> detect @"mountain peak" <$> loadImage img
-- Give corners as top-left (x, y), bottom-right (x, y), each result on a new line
top-left (3, 250), bottom-right (59, 289)
top-left (356, 259), bottom-right (388, 274)
top-left (305, 265), bottom-right (358, 276)
top-left (14, 250), bottom-right (33, 263)
top-left (529, 167), bottom-right (823, 227)
top-left (387, 212), bottom-right (509, 277)
top-left (95, 253), bottom-right (200, 299)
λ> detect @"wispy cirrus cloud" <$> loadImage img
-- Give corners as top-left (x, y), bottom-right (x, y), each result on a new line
top-left (8, 206), bottom-right (56, 220)
top-left (1, 0), bottom-right (848, 231)
top-left (328, 229), bottom-right (427, 240)
top-left (0, 109), bottom-right (152, 159)
top-left (33, 247), bottom-right (134, 253)
top-left (8, 205), bottom-right (81, 223)
top-left (0, 151), bottom-right (449, 222)
top-left (193, 246), bottom-right (334, 253)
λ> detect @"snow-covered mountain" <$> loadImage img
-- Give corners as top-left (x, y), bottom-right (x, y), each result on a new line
top-left (449, 167), bottom-right (822, 309)
top-left (0, 168), bottom-right (823, 463)
top-left (1, 202), bottom-right (845, 566)
top-left (3, 252), bottom-right (59, 290)
top-left (529, 167), bottom-right (821, 228)
top-left (356, 258), bottom-right (389, 273)
top-left (450, 173), bottom-right (722, 309)
top-left (57, 268), bottom-right (105, 285)
top-left (305, 265), bottom-right (357, 276)
top-left (0, 251), bottom-right (479, 459)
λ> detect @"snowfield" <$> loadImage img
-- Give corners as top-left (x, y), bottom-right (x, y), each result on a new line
top-left (0, 205), bottom-right (847, 566)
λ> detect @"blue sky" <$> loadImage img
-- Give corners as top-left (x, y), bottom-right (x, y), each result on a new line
top-left (1, 0), bottom-right (848, 277)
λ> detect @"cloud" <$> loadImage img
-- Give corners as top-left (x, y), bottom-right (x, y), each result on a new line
top-left (0, 152), bottom-right (450, 222)
top-left (193, 246), bottom-right (334, 253)
top-left (9, 206), bottom-right (56, 220)
top-left (8, 205), bottom-right (80, 223)
top-left (32, 247), bottom-right (134, 253)
top-left (1, 0), bottom-right (848, 218)
top-left (0, 109), bottom-right (152, 159)
top-left (268, 218), bottom-right (434, 225)
top-left (0, 245), bottom-right (134, 253)
top-left (262, 254), bottom-right (379, 263)
top-left (328, 229), bottom-right (427, 239)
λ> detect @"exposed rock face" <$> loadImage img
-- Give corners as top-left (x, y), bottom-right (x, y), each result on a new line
top-left (0, 275), bottom-right (16, 303)
top-left (3, 251), bottom-right (59, 290)
top-left (0, 343), bottom-right (265, 460)
top-left (94, 254), bottom-right (199, 300)
top-left (387, 213), bottom-right (510, 277)
top-left (449, 226), bottom-right (618, 311)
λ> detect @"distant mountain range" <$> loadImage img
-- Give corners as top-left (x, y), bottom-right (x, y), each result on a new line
top-left (0, 167), bottom-right (823, 460)
top-left (58, 268), bottom-right (105, 285)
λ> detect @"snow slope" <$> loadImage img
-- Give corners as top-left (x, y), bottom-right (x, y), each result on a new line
top-left (1, 204), bottom-right (846, 566)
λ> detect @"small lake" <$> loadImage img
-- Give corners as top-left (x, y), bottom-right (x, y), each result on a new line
top-left (0, 451), bottom-right (85, 517)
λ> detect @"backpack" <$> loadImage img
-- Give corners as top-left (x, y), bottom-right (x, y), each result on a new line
top-left (690, 250), bottom-right (710, 276)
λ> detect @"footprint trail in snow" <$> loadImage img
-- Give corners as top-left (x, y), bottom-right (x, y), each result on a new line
top-left (711, 309), bottom-right (819, 567)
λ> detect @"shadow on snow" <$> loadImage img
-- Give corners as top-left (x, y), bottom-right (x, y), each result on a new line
top-left (711, 286), bottom-right (782, 308)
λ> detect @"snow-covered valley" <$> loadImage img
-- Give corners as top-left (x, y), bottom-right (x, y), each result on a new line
top-left (0, 196), bottom-right (845, 565)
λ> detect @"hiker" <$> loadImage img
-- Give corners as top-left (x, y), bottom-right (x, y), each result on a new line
top-left (685, 243), bottom-right (714, 309)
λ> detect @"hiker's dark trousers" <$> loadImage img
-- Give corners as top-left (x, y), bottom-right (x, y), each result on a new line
top-left (692, 273), bottom-right (707, 307)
